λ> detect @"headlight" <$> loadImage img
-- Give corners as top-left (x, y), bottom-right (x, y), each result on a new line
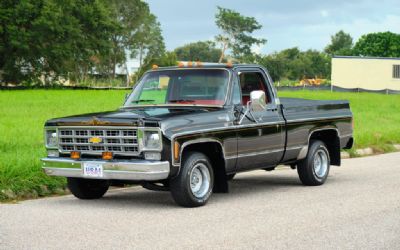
top-left (45, 129), bottom-right (58, 148)
top-left (143, 131), bottom-right (162, 150)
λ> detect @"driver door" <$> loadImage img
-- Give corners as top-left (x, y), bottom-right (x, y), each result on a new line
top-left (235, 68), bottom-right (285, 171)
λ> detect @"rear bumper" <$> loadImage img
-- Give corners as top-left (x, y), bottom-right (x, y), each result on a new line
top-left (41, 157), bottom-right (170, 181)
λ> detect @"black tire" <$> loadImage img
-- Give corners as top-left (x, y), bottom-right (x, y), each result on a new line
top-left (67, 178), bottom-right (110, 199)
top-left (170, 152), bottom-right (214, 207)
top-left (297, 140), bottom-right (330, 186)
top-left (227, 173), bottom-right (236, 181)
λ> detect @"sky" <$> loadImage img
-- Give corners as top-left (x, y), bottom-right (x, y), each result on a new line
top-left (145, 0), bottom-right (400, 54)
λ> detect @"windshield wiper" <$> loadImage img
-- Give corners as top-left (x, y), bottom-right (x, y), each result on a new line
top-left (169, 99), bottom-right (195, 103)
top-left (131, 99), bottom-right (155, 103)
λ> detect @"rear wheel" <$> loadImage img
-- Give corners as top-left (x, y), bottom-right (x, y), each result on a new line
top-left (297, 140), bottom-right (330, 186)
top-left (67, 178), bottom-right (110, 199)
top-left (170, 152), bottom-right (214, 207)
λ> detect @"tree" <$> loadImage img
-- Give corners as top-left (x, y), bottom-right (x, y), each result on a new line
top-left (0, 0), bottom-right (165, 85)
top-left (174, 41), bottom-right (221, 62)
top-left (259, 48), bottom-right (331, 81)
top-left (215, 6), bottom-right (266, 62)
top-left (134, 13), bottom-right (165, 68)
top-left (324, 30), bottom-right (353, 56)
top-left (0, 0), bottom-right (117, 84)
top-left (134, 51), bottom-right (177, 80)
top-left (259, 53), bottom-right (286, 81)
top-left (107, 0), bottom-right (149, 78)
top-left (353, 32), bottom-right (400, 58)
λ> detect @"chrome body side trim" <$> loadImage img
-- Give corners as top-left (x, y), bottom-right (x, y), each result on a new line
top-left (172, 138), bottom-right (226, 167)
top-left (167, 115), bottom-right (351, 141)
top-left (285, 115), bottom-right (352, 123)
top-left (41, 157), bottom-right (170, 181)
top-left (170, 121), bottom-right (285, 166)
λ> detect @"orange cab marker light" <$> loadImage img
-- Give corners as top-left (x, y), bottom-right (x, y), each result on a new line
top-left (178, 62), bottom-right (184, 67)
top-left (102, 152), bottom-right (113, 160)
top-left (196, 61), bottom-right (203, 67)
top-left (152, 64), bottom-right (159, 70)
top-left (226, 62), bottom-right (233, 68)
top-left (71, 151), bottom-right (80, 159)
top-left (187, 61), bottom-right (193, 67)
top-left (174, 142), bottom-right (180, 161)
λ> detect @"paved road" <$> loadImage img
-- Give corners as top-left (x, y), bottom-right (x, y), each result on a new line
top-left (1, 153), bottom-right (400, 250)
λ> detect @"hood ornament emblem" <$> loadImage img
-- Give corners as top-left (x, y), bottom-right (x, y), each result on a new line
top-left (82, 117), bottom-right (110, 126)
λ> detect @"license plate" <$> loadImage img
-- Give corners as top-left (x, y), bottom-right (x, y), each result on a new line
top-left (83, 162), bottom-right (104, 178)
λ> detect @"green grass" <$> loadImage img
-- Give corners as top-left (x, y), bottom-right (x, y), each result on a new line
top-left (0, 89), bottom-right (399, 201)
top-left (0, 90), bottom-right (129, 201)
top-left (279, 91), bottom-right (400, 153)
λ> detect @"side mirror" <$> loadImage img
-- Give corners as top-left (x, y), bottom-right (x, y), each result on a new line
top-left (236, 90), bottom-right (266, 125)
top-left (250, 90), bottom-right (266, 112)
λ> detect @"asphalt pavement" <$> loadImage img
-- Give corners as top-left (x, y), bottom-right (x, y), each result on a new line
top-left (1, 152), bottom-right (400, 250)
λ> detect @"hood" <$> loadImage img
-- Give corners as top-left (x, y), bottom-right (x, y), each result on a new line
top-left (45, 106), bottom-right (219, 127)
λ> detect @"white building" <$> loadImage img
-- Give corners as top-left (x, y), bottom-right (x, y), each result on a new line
top-left (332, 56), bottom-right (400, 92)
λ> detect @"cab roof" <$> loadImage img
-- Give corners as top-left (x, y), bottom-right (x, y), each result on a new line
top-left (150, 62), bottom-right (263, 71)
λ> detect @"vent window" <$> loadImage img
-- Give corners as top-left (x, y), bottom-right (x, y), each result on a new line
top-left (393, 65), bottom-right (400, 79)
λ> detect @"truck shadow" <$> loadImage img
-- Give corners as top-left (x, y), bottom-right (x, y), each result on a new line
top-left (57, 172), bottom-right (307, 208)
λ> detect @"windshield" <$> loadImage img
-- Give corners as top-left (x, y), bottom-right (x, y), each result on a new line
top-left (124, 69), bottom-right (230, 107)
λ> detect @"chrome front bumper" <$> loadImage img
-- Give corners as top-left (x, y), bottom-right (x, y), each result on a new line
top-left (41, 157), bottom-right (170, 181)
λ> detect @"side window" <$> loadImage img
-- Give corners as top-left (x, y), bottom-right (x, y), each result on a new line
top-left (232, 78), bottom-right (241, 105)
top-left (239, 72), bottom-right (270, 105)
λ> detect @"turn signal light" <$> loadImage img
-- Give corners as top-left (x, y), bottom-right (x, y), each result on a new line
top-left (71, 151), bottom-right (80, 159)
top-left (174, 141), bottom-right (180, 161)
top-left (152, 64), bottom-right (159, 70)
top-left (102, 152), bottom-right (113, 160)
top-left (177, 61), bottom-right (205, 68)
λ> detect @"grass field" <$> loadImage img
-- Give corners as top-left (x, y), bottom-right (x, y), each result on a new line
top-left (0, 89), bottom-right (399, 201)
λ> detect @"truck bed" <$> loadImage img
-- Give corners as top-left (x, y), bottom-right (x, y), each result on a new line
top-left (280, 98), bottom-right (350, 112)
top-left (279, 97), bottom-right (353, 162)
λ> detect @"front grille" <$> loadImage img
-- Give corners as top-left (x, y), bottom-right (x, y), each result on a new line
top-left (58, 127), bottom-right (139, 156)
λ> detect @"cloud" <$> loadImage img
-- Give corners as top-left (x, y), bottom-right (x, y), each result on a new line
top-left (145, 0), bottom-right (400, 53)
top-left (320, 10), bottom-right (329, 18)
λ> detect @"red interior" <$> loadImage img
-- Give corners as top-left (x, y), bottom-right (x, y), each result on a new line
top-left (242, 79), bottom-right (267, 105)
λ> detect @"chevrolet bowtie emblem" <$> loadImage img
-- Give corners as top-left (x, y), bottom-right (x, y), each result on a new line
top-left (89, 137), bottom-right (102, 144)
top-left (82, 117), bottom-right (110, 126)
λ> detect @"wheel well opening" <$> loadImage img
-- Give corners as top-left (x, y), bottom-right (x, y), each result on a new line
top-left (310, 130), bottom-right (341, 166)
top-left (182, 142), bottom-right (228, 193)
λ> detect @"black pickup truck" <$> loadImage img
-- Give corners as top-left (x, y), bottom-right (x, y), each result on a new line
top-left (42, 63), bottom-right (353, 207)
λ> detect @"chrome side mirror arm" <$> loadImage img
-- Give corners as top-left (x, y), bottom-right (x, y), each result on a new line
top-left (237, 101), bottom-right (258, 125)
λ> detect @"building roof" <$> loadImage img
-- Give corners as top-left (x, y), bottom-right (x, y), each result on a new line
top-left (333, 55), bottom-right (400, 61)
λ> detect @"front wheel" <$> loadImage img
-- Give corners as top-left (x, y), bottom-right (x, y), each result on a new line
top-left (297, 140), bottom-right (330, 186)
top-left (67, 178), bottom-right (110, 199)
top-left (170, 152), bottom-right (214, 207)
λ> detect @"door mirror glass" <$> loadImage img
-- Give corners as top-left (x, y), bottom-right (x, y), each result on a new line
top-left (250, 90), bottom-right (266, 112)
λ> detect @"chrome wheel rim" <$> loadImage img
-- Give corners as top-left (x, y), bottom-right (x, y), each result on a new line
top-left (189, 163), bottom-right (210, 198)
top-left (313, 149), bottom-right (328, 178)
